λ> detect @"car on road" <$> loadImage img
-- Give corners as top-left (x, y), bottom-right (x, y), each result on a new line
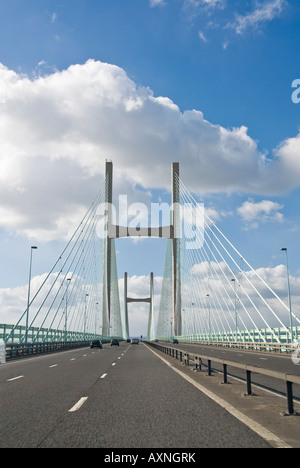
top-left (90, 339), bottom-right (102, 349)
top-left (172, 339), bottom-right (179, 344)
top-left (111, 338), bottom-right (120, 346)
top-left (131, 339), bottom-right (139, 344)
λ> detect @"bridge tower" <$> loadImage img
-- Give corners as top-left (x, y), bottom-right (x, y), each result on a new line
top-left (102, 161), bottom-right (113, 337)
top-left (102, 161), bottom-right (181, 338)
top-left (171, 163), bottom-right (181, 337)
top-left (124, 272), bottom-right (155, 341)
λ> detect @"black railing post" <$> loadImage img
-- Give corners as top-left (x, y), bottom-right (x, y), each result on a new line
top-left (223, 364), bottom-right (228, 384)
top-left (286, 381), bottom-right (294, 415)
top-left (246, 370), bottom-right (252, 395)
top-left (207, 360), bottom-right (212, 376)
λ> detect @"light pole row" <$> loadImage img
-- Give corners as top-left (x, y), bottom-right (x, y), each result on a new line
top-left (24, 247), bottom-right (102, 344)
top-left (180, 247), bottom-right (294, 344)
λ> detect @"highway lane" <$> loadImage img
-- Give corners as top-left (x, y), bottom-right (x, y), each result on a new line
top-left (0, 343), bottom-right (129, 448)
top-left (0, 342), bottom-right (273, 448)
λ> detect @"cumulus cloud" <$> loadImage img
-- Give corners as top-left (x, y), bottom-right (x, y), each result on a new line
top-left (0, 272), bottom-right (163, 338)
top-left (237, 199), bottom-right (284, 228)
top-left (184, 261), bottom-right (300, 333)
top-left (0, 59), bottom-right (299, 241)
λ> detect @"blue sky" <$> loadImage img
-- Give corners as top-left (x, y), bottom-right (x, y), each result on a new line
top-left (0, 0), bottom-right (300, 335)
top-left (1, 0), bottom-right (299, 148)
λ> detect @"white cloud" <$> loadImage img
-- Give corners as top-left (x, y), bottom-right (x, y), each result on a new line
top-left (184, 0), bottom-right (223, 8)
top-left (1, 253), bottom-right (299, 338)
top-left (149, 0), bottom-right (165, 7)
top-left (0, 272), bottom-right (163, 339)
top-left (183, 261), bottom-right (300, 333)
top-left (201, 0), bottom-right (223, 6)
top-left (237, 199), bottom-right (284, 228)
top-left (265, 133), bottom-right (300, 193)
top-left (227, 0), bottom-right (286, 35)
top-left (0, 59), bottom-right (299, 242)
top-left (198, 31), bottom-right (208, 42)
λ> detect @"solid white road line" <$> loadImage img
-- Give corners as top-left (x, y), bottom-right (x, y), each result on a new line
top-left (49, 364), bottom-right (58, 368)
top-left (7, 375), bottom-right (24, 382)
top-left (69, 397), bottom-right (88, 413)
top-left (100, 373), bottom-right (108, 379)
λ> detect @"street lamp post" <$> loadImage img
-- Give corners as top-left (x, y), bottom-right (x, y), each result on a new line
top-left (25, 246), bottom-right (38, 344)
top-left (231, 279), bottom-right (238, 341)
top-left (84, 293), bottom-right (89, 341)
top-left (65, 278), bottom-right (71, 342)
top-left (281, 248), bottom-right (293, 343)
top-left (191, 302), bottom-right (195, 337)
top-left (95, 302), bottom-right (99, 337)
top-left (206, 294), bottom-right (211, 342)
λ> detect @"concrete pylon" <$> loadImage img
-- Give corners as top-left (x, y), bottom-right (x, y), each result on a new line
top-left (171, 163), bottom-right (182, 337)
top-left (102, 160), bottom-right (113, 337)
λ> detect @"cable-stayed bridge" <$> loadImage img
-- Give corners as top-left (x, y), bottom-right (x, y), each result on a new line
top-left (1, 161), bottom-right (300, 347)
top-left (1, 161), bottom-right (300, 449)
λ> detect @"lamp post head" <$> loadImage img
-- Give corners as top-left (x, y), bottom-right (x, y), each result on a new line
top-left (31, 246), bottom-right (38, 250)
top-left (281, 248), bottom-right (287, 252)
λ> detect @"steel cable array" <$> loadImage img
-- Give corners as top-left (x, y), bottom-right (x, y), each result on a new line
top-left (157, 174), bottom-right (300, 344)
top-left (5, 180), bottom-right (123, 344)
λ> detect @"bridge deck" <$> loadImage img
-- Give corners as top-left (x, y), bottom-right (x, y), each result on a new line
top-left (0, 342), bottom-right (294, 448)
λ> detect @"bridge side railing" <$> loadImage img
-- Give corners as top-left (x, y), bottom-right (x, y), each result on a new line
top-left (162, 339), bottom-right (296, 354)
top-left (4, 341), bottom-right (90, 359)
top-left (147, 342), bottom-right (300, 416)
top-left (175, 326), bottom-right (300, 346)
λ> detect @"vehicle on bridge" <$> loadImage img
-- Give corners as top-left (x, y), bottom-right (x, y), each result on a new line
top-left (90, 340), bottom-right (102, 349)
top-left (111, 338), bottom-right (120, 346)
top-left (131, 339), bottom-right (139, 344)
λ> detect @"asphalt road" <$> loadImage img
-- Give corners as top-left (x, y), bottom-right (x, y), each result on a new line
top-left (0, 342), bottom-right (273, 448)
